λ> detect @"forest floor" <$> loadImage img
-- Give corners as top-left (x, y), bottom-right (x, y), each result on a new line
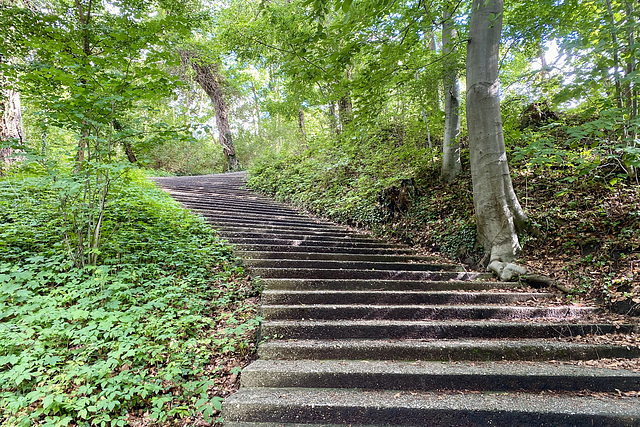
top-left (357, 167), bottom-right (640, 318)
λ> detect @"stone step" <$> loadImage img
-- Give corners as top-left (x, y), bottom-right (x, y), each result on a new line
top-left (225, 423), bottom-right (385, 427)
top-left (222, 232), bottom-right (384, 243)
top-left (199, 210), bottom-right (324, 225)
top-left (182, 201), bottom-right (301, 216)
top-left (192, 206), bottom-right (305, 220)
top-left (228, 238), bottom-right (401, 248)
top-left (262, 278), bottom-right (517, 291)
top-left (175, 192), bottom-right (266, 201)
top-left (200, 215), bottom-right (339, 230)
top-left (170, 190), bottom-right (290, 203)
top-left (219, 226), bottom-right (363, 238)
top-left (237, 251), bottom-right (435, 262)
top-left (260, 304), bottom-right (596, 321)
top-left (260, 320), bottom-right (635, 340)
top-left (250, 268), bottom-right (492, 281)
top-left (169, 190), bottom-right (261, 200)
top-left (240, 359), bottom-right (640, 392)
top-left (234, 244), bottom-right (415, 255)
top-left (244, 259), bottom-right (462, 272)
top-left (223, 387), bottom-right (640, 426)
top-left (261, 290), bottom-right (551, 305)
top-left (258, 339), bottom-right (640, 361)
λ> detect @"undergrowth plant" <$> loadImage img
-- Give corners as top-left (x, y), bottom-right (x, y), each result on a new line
top-left (246, 124), bottom-right (482, 262)
top-left (0, 171), bottom-right (260, 426)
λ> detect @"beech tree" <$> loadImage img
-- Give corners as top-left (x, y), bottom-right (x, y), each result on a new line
top-left (440, 2), bottom-right (461, 183)
top-left (466, 0), bottom-right (528, 265)
top-left (0, 0), bottom-right (31, 172)
top-left (0, 88), bottom-right (23, 170)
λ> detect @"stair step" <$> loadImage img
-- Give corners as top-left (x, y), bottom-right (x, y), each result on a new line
top-left (261, 290), bottom-right (551, 305)
top-left (260, 320), bottom-right (634, 340)
top-left (223, 387), bottom-right (640, 426)
top-left (225, 423), bottom-right (386, 427)
top-left (245, 259), bottom-right (461, 271)
top-left (241, 359), bottom-right (640, 391)
top-left (235, 245), bottom-right (415, 255)
top-left (229, 238), bottom-right (401, 248)
top-left (218, 225), bottom-right (360, 238)
top-left (259, 339), bottom-right (640, 361)
top-left (202, 216), bottom-right (343, 230)
top-left (262, 278), bottom-right (518, 291)
top-left (223, 232), bottom-right (384, 243)
top-left (237, 251), bottom-right (435, 262)
top-left (201, 211), bottom-right (327, 226)
top-left (251, 268), bottom-right (492, 281)
top-left (261, 304), bottom-right (596, 321)
top-left (188, 204), bottom-right (302, 217)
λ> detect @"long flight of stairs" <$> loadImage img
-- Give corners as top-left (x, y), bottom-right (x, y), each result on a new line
top-left (153, 172), bottom-right (640, 426)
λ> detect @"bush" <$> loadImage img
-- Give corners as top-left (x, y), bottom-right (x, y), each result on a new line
top-left (0, 171), bottom-right (260, 426)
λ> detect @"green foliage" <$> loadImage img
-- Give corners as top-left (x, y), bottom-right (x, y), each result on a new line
top-left (510, 105), bottom-right (639, 184)
top-left (0, 171), bottom-right (260, 426)
top-left (247, 119), bottom-right (482, 261)
top-left (144, 137), bottom-right (229, 175)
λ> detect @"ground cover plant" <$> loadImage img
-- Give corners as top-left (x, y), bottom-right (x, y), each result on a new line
top-left (0, 171), bottom-right (260, 426)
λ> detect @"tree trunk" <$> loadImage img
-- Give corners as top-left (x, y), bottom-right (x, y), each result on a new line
top-left (338, 68), bottom-right (354, 130)
top-left (466, 0), bottom-right (527, 264)
top-left (298, 107), bottom-right (306, 138)
top-left (539, 45), bottom-right (548, 79)
top-left (605, 0), bottom-right (624, 111)
top-left (440, 4), bottom-right (461, 184)
top-left (251, 80), bottom-right (260, 135)
top-left (328, 102), bottom-right (338, 135)
top-left (624, 0), bottom-right (637, 179)
top-left (427, 27), bottom-right (441, 113)
top-left (123, 141), bottom-right (138, 163)
top-left (0, 88), bottom-right (24, 170)
top-left (338, 95), bottom-right (352, 129)
top-left (73, 0), bottom-right (94, 169)
top-left (180, 50), bottom-right (239, 172)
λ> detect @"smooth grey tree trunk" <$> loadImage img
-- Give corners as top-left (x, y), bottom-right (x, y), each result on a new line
top-left (0, 88), bottom-right (24, 170)
top-left (466, 0), bottom-right (527, 264)
top-left (440, 4), bottom-right (461, 183)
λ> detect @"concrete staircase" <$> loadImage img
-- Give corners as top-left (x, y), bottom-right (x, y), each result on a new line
top-left (153, 172), bottom-right (640, 427)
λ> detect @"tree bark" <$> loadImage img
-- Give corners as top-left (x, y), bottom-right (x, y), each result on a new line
top-left (466, 0), bottom-right (528, 264)
top-left (73, 0), bottom-right (94, 170)
top-left (328, 102), bottom-right (338, 135)
top-left (250, 80), bottom-right (260, 135)
top-left (180, 50), bottom-right (239, 172)
top-left (624, 0), bottom-right (637, 179)
top-left (337, 68), bottom-right (353, 130)
top-left (440, 4), bottom-right (461, 184)
top-left (605, 0), bottom-right (624, 111)
top-left (298, 107), bottom-right (306, 138)
top-left (338, 95), bottom-right (352, 128)
top-left (123, 141), bottom-right (138, 163)
top-left (1, 0), bottom-right (29, 171)
top-left (0, 88), bottom-right (23, 169)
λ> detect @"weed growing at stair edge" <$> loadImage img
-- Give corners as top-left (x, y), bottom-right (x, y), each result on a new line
top-left (0, 172), bottom-right (260, 426)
